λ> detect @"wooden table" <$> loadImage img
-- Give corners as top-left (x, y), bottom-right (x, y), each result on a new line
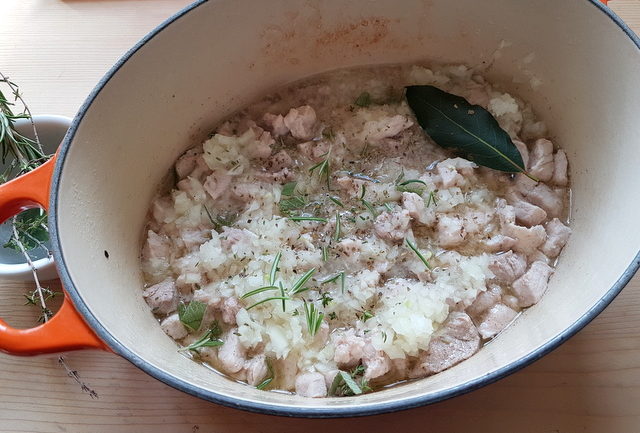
top-left (1, 1), bottom-right (639, 431)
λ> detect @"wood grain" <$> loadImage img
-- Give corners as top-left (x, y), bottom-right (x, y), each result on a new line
top-left (0, 1), bottom-right (639, 431)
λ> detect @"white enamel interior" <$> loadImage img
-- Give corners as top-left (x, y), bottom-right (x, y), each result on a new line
top-left (54, 0), bottom-right (640, 412)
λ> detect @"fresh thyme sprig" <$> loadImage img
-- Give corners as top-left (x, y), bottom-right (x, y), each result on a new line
top-left (0, 73), bottom-right (47, 180)
top-left (1, 73), bottom-right (97, 399)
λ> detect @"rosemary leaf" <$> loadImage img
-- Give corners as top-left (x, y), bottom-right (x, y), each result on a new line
top-left (246, 296), bottom-right (291, 310)
top-left (405, 238), bottom-right (432, 270)
top-left (241, 285), bottom-right (280, 299)
top-left (288, 216), bottom-right (328, 223)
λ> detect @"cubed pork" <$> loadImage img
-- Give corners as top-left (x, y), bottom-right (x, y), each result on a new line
top-left (512, 261), bottom-right (553, 307)
top-left (143, 279), bottom-right (178, 315)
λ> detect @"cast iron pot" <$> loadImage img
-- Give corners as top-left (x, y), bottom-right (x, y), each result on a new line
top-left (0, 0), bottom-right (638, 418)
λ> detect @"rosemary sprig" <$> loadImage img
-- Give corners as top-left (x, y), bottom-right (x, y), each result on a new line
top-left (328, 196), bottom-right (344, 207)
top-left (405, 238), bottom-right (432, 270)
top-left (303, 301), bottom-right (324, 337)
top-left (322, 246), bottom-right (329, 262)
top-left (359, 185), bottom-right (378, 218)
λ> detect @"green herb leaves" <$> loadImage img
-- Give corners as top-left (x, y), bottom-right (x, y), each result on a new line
top-left (279, 182), bottom-right (307, 215)
top-left (405, 238), bottom-right (432, 270)
top-left (303, 301), bottom-right (324, 337)
top-left (179, 322), bottom-right (224, 352)
top-left (178, 300), bottom-right (207, 332)
top-left (405, 85), bottom-right (533, 178)
top-left (329, 366), bottom-right (372, 396)
top-left (354, 92), bottom-right (372, 108)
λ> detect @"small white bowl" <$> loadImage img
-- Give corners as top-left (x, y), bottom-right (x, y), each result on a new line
top-left (0, 115), bottom-right (70, 281)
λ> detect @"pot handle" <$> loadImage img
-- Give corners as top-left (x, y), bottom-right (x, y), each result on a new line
top-left (0, 155), bottom-right (108, 355)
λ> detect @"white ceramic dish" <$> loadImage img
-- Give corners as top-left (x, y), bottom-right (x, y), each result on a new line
top-left (0, 0), bottom-right (638, 418)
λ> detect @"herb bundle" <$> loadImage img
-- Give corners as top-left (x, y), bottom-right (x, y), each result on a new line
top-left (0, 72), bottom-right (96, 399)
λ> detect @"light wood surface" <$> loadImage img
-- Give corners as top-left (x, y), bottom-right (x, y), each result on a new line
top-left (1, 1), bottom-right (639, 432)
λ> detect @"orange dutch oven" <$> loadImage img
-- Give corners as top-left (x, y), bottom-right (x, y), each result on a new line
top-left (0, 0), bottom-right (638, 417)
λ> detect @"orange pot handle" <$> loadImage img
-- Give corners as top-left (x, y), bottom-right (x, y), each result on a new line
top-left (0, 154), bottom-right (108, 355)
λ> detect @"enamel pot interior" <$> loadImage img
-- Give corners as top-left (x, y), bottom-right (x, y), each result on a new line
top-left (51, 0), bottom-right (640, 417)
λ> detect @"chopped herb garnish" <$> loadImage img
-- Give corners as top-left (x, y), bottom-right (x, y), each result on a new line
top-left (399, 179), bottom-right (427, 187)
top-left (383, 203), bottom-right (394, 212)
top-left (322, 245), bottom-right (329, 262)
top-left (178, 324), bottom-right (224, 352)
top-left (328, 312), bottom-right (338, 320)
top-left (354, 91), bottom-right (372, 107)
top-left (329, 370), bottom-right (364, 396)
top-left (309, 149), bottom-right (332, 189)
top-left (405, 238), bottom-right (432, 270)
top-left (279, 196), bottom-right (307, 214)
top-left (279, 282), bottom-right (286, 312)
top-left (426, 190), bottom-right (439, 207)
top-left (340, 271), bottom-right (346, 294)
top-left (358, 185), bottom-right (379, 218)
top-left (269, 252), bottom-right (282, 286)
top-left (203, 206), bottom-right (237, 231)
top-left (303, 301), bottom-right (324, 337)
top-left (333, 212), bottom-right (341, 242)
top-left (360, 310), bottom-right (374, 322)
top-left (361, 200), bottom-right (378, 218)
top-left (279, 182), bottom-right (307, 215)
top-left (322, 128), bottom-right (335, 141)
top-left (319, 273), bottom-right (342, 285)
top-left (241, 285), bottom-right (280, 299)
top-left (321, 292), bottom-right (333, 307)
top-left (281, 181), bottom-right (298, 196)
top-left (328, 196), bottom-right (344, 207)
top-left (246, 296), bottom-right (291, 310)
top-left (290, 268), bottom-right (316, 295)
top-left (256, 360), bottom-right (274, 390)
top-left (288, 216), bottom-right (328, 223)
top-left (177, 300), bottom-right (207, 332)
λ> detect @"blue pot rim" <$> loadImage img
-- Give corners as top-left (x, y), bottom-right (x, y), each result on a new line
top-left (48, 0), bottom-right (640, 418)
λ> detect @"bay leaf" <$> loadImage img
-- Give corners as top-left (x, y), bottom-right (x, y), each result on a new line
top-left (405, 85), bottom-right (527, 174)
